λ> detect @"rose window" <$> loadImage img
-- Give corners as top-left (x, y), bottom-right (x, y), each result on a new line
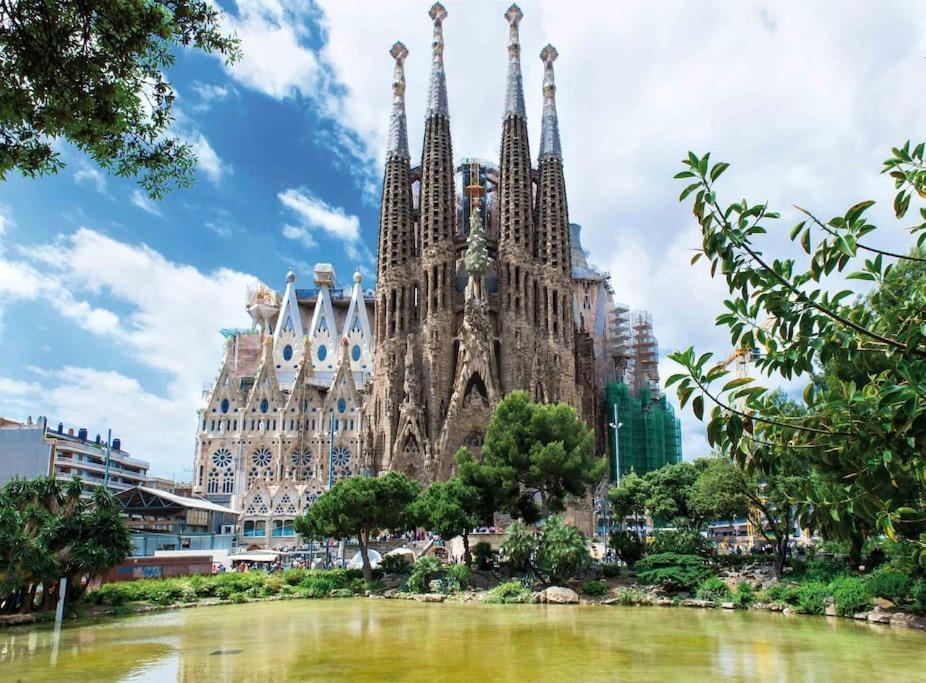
top-left (252, 448), bottom-right (272, 467)
top-left (212, 448), bottom-right (233, 468)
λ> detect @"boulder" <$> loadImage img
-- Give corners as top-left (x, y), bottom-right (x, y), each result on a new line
top-left (782, 607), bottom-right (796, 616)
top-left (542, 586), bottom-right (580, 604)
top-left (655, 598), bottom-right (674, 607)
top-left (853, 612), bottom-right (869, 620)
top-left (874, 598), bottom-right (895, 610)
top-left (530, 591), bottom-right (545, 604)
top-left (721, 602), bottom-right (736, 610)
top-left (867, 608), bottom-right (892, 624)
top-left (413, 593), bottom-right (446, 603)
top-left (890, 613), bottom-right (926, 630)
top-left (681, 599), bottom-right (714, 608)
top-left (824, 597), bottom-right (837, 618)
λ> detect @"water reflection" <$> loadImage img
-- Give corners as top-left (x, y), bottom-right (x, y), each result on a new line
top-left (0, 601), bottom-right (923, 682)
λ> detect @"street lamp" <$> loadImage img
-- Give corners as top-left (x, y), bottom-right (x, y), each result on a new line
top-left (608, 419), bottom-right (624, 484)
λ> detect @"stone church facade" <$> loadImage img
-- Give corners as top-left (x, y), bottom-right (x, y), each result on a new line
top-left (192, 4), bottom-right (599, 545)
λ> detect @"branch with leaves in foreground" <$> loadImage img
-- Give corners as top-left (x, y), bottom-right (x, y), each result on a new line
top-left (668, 145), bottom-right (926, 562)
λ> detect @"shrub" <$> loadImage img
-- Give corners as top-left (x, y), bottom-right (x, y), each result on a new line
top-left (733, 582), bottom-right (755, 608)
top-left (601, 563), bottom-right (623, 578)
top-left (695, 577), bottom-right (732, 604)
top-left (91, 583), bottom-right (130, 606)
top-left (229, 592), bottom-right (246, 604)
top-left (381, 554), bottom-right (412, 575)
top-left (283, 568), bottom-right (309, 586)
top-left (713, 554), bottom-right (774, 570)
top-left (483, 580), bottom-right (532, 604)
top-left (795, 581), bottom-right (828, 615)
top-left (536, 516), bottom-right (590, 584)
top-left (299, 576), bottom-right (337, 598)
top-left (503, 521), bottom-right (536, 572)
top-left (830, 576), bottom-right (869, 616)
top-left (635, 553), bottom-right (711, 591)
top-left (866, 567), bottom-right (910, 602)
top-left (650, 529), bottom-right (712, 557)
top-left (765, 583), bottom-right (800, 605)
top-left (910, 579), bottom-right (926, 613)
top-left (406, 556), bottom-right (443, 593)
top-left (473, 542), bottom-right (494, 570)
top-left (583, 580), bottom-right (608, 597)
top-left (798, 556), bottom-right (848, 583)
top-left (609, 530), bottom-right (644, 567)
top-left (444, 563), bottom-right (470, 592)
top-left (612, 587), bottom-right (652, 606)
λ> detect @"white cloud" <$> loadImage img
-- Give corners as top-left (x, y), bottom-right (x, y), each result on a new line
top-left (130, 190), bottom-right (162, 216)
top-left (281, 223), bottom-right (317, 249)
top-left (278, 188), bottom-right (360, 241)
top-left (220, 0), bottom-right (321, 99)
top-left (0, 228), bottom-right (255, 475)
top-left (187, 132), bottom-right (228, 184)
top-left (73, 162), bottom-right (108, 194)
top-left (192, 82), bottom-right (232, 111)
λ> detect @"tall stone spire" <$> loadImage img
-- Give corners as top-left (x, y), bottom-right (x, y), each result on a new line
top-left (538, 45), bottom-right (562, 160)
top-left (425, 3), bottom-right (449, 118)
top-left (503, 4), bottom-right (526, 120)
top-left (387, 42), bottom-right (409, 159)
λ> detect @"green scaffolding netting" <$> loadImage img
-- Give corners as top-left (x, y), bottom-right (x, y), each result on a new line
top-left (604, 382), bottom-right (682, 480)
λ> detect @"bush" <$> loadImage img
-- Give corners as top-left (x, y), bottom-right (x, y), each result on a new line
top-left (381, 554), bottom-right (412, 575)
top-left (830, 576), bottom-right (869, 616)
top-left (406, 556), bottom-right (443, 593)
top-left (695, 577), bottom-right (732, 604)
top-left (635, 553), bottom-right (711, 591)
top-left (911, 579), bottom-right (926, 613)
top-left (795, 581), bottom-right (828, 615)
top-left (866, 567), bottom-right (910, 602)
top-left (713, 554), bottom-right (774, 569)
top-left (601, 563), bottom-right (623, 578)
top-left (299, 576), bottom-right (337, 598)
top-left (764, 583), bottom-right (800, 605)
top-left (503, 521), bottom-right (536, 572)
top-left (797, 556), bottom-right (848, 583)
top-left (612, 587), bottom-right (652, 606)
top-left (650, 529), bottom-right (712, 557)
top-left (473, 542), bottom-right (494, 570)
top-left (583, 580), bottom-right (608, 597)
top-left (733, 582), bottom-right (755, 608)
top-left (483, 580), bottom-right (532, 604)
top-left (609, 530), bottom-right (644, 567)
top-left (444, 563), bottom-right (470, 592)
top-left (536, 516), bottom-right (590, 584)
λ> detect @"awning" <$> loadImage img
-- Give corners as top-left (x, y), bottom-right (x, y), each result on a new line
top-left (228, 552), bottom-right (280, 563)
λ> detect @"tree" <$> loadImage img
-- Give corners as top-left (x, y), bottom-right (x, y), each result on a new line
top-left (691, 456), bottom-right (801, 574)
top-left (641, 461), bottom-right (706, 528)
top-left (482, 391), bottom-right (605, 520)
top-left (606, 472), bottom-right (649, 529)
top-left (0, 476), bottom-right (131, 613)
top-left (294, 473), bottom-right (420, 583)
top-left (1, 1), bottom-right (240, 198)
top-left (535, 515), bottom-right (590, 585)
top-left (410, 476), bottom-right (488, 566)
top-left (501, 520), bottom-right (536, 573)
top-left (667, 143), bottom-right (926, 564)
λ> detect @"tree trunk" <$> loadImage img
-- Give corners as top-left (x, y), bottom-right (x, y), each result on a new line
top-left (462, 532), bottom-right (471, 567)
top-left (359, 529), bottom-right (372, 584)
top-left (848, 534), bottom-right (864, 569)
top-left (539, 491), bottom-right (549, 520)
top-left (41, 581), bottom-right (57, 612)
top-left (774, 535), bottom-right (789, 576)
top-left (18, 583), bottom-right (37, 614)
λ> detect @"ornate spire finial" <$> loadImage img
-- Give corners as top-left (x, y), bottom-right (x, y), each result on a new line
top-left (426, 3), bottom-right (449, 117)
top-left (539, 44), bottom-right (562, 159)
top-left (387, 41), bottom-right (410, 158)
top-left (503, 4), bottom-right (526, 120)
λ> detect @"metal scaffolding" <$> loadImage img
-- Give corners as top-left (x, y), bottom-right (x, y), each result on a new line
top-left (605, 382), bottom-right (682, 481)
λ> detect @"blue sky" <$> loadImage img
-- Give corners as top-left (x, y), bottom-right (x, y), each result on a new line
top-left (2, 1), bottom-right (925, 477)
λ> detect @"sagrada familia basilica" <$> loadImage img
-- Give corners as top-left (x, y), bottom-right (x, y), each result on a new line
top-left (193, 5), bottom-right (647, 544)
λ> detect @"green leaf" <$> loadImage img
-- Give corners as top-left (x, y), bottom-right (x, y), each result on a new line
top-left (680, 182), bottom-right (701, 201)
top-left (800, 228), bottom-right (811, 254)
top-left (722, 377), bottom-right (753, 391)
top-left (709, 162), bottom-right (730, 182)
top-left (693, 395), bottom-right (704, 420)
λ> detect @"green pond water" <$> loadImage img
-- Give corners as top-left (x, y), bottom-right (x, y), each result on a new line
top-left (1, 600), bottom-right (924, 682)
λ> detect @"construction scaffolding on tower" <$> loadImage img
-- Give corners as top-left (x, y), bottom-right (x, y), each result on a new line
top-left (605, 382), bottom-right (682, 481)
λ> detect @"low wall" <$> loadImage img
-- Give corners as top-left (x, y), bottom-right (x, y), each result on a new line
top-left (105, 555), bottom-right (213, 582)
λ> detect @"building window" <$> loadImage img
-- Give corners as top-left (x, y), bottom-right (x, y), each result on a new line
top-left (212, 448), bottom-right (233, 468)
top-left (221, 398), bottom-right (230, 414)
top-left (260, 398), bottom-right (269, 414)
top-left (338, 398), bottom-right (347, 413)
top-left (283, 344), bottom-right (293, 361)
top-left (243, 520), bottom-right (266, 537)
top-left (272, 519), bottom-right (295, 537)
top-left (351, 345), bottom-right (361, 361)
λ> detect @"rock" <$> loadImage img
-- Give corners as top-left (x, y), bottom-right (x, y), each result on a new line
top-left (721, 602), bottom-right (736, 610)
top-left (681, 599), bottom-right (714, 608)
top-left (530, 591), bottom-right (544, 604)
top-left (853, 612), bottom-right (869, 620)
top-left (655, 598), bottom-right (674, 607)
top-left (542, 586), bottom-right (580, 604)
top-left (868, 608), bottom-right (892, 624)
top-left (874, 598), bottom-right (895, 610)
top-left (782, 607), bottom-right (796, 616)
top-left (768, 603), bottom-right (785, 612)
top-left (428, 580), bottom-right (442, 593)
top-left (824, 597), bottom-right (837, 617)
top-left (890, 613), bottom-right (926, 630)
top-left (413, 593), bottom-right (446, 603)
